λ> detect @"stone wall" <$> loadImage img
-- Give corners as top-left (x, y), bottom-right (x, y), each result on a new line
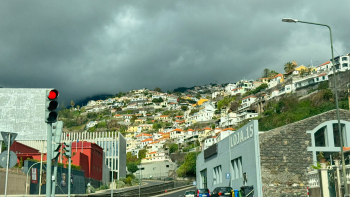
top-left (259, 109), bottom-right (350, 197)
top-left (0, 168), bottom-right (27, 195)
top-left (329, 69), bottom-right (350, 98)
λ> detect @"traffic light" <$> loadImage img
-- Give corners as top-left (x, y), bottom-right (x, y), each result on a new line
top-left (45, 89), bottom-right (59, 123)
top-left (52, 143), bottom-right (61, 160)
top-left (52, 121), bottom-right (63, 144)
top-left (63, 142), bottom-right (71, 158)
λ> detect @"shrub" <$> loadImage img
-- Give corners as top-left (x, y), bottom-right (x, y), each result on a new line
top-left (115, 180), bottom-right (125, 188)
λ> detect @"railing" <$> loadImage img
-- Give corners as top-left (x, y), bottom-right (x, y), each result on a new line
top-left (339, 165), bottom-right (350, 185)
top-left (308, 170), bottom-right (320, 188)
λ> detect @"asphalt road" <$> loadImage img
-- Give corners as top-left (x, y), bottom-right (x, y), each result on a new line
top-left (154, 186), bottom-right (197, 197)
top-left (94, 180), bottom-right (165, 195)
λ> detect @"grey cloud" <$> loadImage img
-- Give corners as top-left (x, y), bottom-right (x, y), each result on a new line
top-left (0, 0), bottom-right (349, 103)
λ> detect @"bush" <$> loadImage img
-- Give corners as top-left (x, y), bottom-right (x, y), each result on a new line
top-left (126, 173), bottom-right (135, 179)
top-left (115, 180), bottom-right (125, 188)
top-left (131, 178), bottom-right (140, 186)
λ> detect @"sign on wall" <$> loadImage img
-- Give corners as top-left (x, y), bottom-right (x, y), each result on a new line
top-left (31, 168), bottom-right (38, 184)
top-left (0, 88), bottom-right (49, 141)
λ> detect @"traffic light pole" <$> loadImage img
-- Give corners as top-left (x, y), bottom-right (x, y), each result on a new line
top-left (51, 159), bottom-right (58, 196)
top-left (4, 133), bottom-right (10, 197)
top-left (68, 155), bottom-right (71, 197)
top-left (46, 123), bottom-right (52, 197)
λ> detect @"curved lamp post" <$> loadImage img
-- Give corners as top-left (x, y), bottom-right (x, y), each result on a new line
top-left (282, 18), bottom-right (348, 196)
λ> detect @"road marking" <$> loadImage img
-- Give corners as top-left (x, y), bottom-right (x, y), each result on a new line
top-left (152, 185), bottom-right (196, 197)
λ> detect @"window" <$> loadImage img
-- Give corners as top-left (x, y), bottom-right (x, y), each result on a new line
top-left (213, 165), bottom-right (222, 184)
top-left (322, 76), bottom-right (325, 80)
top-left (343, 63), bottom-right (348, 67)
top-left (231, 157), bottom-right (242, 180)
top-left (315, 126), bottom-right (326, 147)
top-left (333, 124), bottom-right (346, 147)
top-left (342, 57), bottom-right (348, 61)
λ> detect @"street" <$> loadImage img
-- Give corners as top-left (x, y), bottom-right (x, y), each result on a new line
top-left (153, 186), bottom-right (197, 197)
top-left (94, 180), bottom-right (166, 195)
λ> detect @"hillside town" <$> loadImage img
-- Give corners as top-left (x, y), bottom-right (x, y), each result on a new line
top-left (60, 53), bottom-right (349, 184)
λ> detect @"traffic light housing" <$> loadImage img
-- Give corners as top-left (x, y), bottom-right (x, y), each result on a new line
top-left (52, 143), bottom-right (61, 160)
top-left (45, 89), bottom-right (59, 123)
top-left (63, 142), bottom-right (71, 158)
top-left (52, 121), bottom-right (63, 144)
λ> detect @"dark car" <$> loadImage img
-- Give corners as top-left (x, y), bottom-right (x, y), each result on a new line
top-left (197, 188), bottom-right (210, 197)
top-left (210, 187), bottom-right (233, 197)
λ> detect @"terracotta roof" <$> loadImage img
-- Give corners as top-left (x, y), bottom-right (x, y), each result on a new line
top-left (187, 129), bottom-right (195, 132)
top-left (222, 128), bottom-right (235, 131)
top-left (172, 128), bottom-right (185, 132)
top-left (141, 138), bottom-right (153, 142)
top-left (317, 73), bottom-right (327, 77)
top-left (317, 61), bottom-right (331, 67)
top-left (160, 115), bottom-right (169, 117)
top-left (114, 114), bottom-right (121, 116)
top-left (273, 73), bottom-right (283, 78)
top-left (203, 127), bottom-right (211, 130)
top-left (215, 128), bottom-right (221, 130)
top-left (242, 95), bottom-right (257, 100)
top-left (148, 151), bottom-right (157, 154)
top-left (175, 116), bottom-right (183, 118)
top-left (136, 133), bottom-right (152, 137)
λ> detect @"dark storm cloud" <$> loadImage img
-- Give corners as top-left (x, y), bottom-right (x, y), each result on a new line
top-left (0, 1), bottom-right (349, 102)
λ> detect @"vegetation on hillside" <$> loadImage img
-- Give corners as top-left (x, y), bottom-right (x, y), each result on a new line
top-left (217, 96), bottom-right (237, 110)
top-left (259, 87), bottom-right (349, 131)
top-left (242, 83), bottom-right (268, 98)
top-left (177, 152), bottom-right (198, 177)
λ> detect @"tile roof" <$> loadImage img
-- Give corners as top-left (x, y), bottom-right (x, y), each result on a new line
top-left (242, 95), bottom-right (257, 100)
top-left (317, 61), bottom-right (331, 67)
top-left (203, 127), bottom-right (211, 130)
top-left (141, 138), bottom-right (153, 142)
top-left (317, 73), bottom-right (327, 77)
top-left (136, 133), bottom-right (152, 137)
top-left (172, 128), bottom-right (185, 132)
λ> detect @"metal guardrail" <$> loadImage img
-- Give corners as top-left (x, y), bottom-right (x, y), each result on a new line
top-left (89, 181), bottom-right (191, 197)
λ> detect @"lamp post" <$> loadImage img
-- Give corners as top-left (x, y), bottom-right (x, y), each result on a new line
top-left (282, 18), bottom-right (349, 196)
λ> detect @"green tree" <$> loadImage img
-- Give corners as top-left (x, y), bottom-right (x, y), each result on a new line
top-left (268, 70), bottom-right (279, 78)
top-left (262, 68), bottom-right (270, 78)
top-left (169, 143), bottom-right (178, 154)
top-left (154, 87), bottom-right (162, 92)
top-left (181, 105), bottom-right (188, 111)
top-left (138, 149), bottom-right (147, 159)
top-left (131, 114), bottom-right (137, 123)
top-left (127, 162), bottom-right (139, 174)
top-left (300, 68), bottom-right (307, 78)
top-left (70, 100), bottom-right (75, 110)
top-left (284, 62), bottom-right (296, 73)
top-left (195, 93), bottom-right (201, 99)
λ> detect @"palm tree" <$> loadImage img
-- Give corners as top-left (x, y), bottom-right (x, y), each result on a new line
top-left (306, 67), bottom-right (313, 75)
top-left (284, 62), bottom-right (296, 73)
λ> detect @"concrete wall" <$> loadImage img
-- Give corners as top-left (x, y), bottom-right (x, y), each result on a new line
top-left (259, 109), bottom-right (350, 196)
top-left (135, 161), bottom-right (177, 179)
top-left (118, 133), bottom-right (127, 179)
top-left (0, 168), bottom-right (26, 195)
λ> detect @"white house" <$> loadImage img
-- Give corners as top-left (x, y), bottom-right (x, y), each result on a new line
top-left (238, 96), bottom-right (257, 111)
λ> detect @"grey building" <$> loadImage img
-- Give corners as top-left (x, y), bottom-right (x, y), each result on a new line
top-left (197, 109), bottom-right (350, 197)
top-left (135, 161), bottom-right (177, 179)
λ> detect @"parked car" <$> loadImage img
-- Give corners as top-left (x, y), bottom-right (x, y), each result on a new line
top-left (196, 188), bottom-right (210, 197)
top-left (210, 187), bottom-right (233, 197)
top-left (179, 190), bottom-right (196, 197)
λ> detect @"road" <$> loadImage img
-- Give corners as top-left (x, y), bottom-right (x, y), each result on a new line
top-left (154, 186), bottom-right (197, 197)
top-left (94, 180), bottom-right (165, 195)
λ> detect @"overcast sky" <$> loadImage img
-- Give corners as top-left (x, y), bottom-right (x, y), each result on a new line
top-left (1, 1), bottom-right (349, 103)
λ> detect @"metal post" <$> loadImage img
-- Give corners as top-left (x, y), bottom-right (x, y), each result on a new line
top-left (68, 154), bottom-right (71, 197)
top-left (111, 159), bottom-right (113, 197)
top-left (39, 141), bottom-right (44, 195)
top-left (0, 140), bottom-right (2, 153)
top-left (286, 19), bottom-right (349, 196)
top-left (46, 123), bottom-right (52, 197)
top-left (4, 133), bottom-right (11, 197)
top-left (139, 162), bottom-right (141, 197)
top-left (51, 159), bottom-right (58, 196)
top-left (26, 162), bottom-right (41, 195)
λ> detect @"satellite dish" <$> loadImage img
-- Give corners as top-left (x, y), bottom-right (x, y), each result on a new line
top-left (0, 151), bottom-right (18, 168)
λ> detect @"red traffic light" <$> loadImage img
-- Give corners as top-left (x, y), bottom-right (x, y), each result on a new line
top-left (48, 90), bottom-right (59, 100)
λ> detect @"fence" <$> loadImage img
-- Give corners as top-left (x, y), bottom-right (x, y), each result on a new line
top-left (25, 160), bottom-right (86, 194)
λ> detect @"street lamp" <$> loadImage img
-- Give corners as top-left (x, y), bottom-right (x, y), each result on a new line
top-left (282, 18), bottom-right (349, 196)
